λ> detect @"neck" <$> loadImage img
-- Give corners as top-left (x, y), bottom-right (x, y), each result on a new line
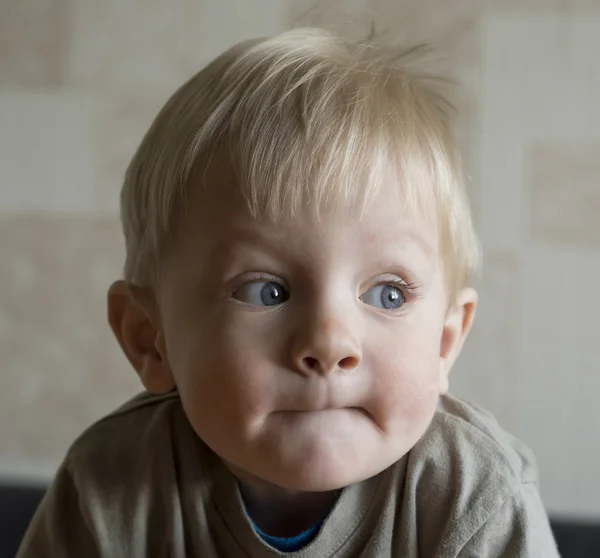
top-left (226, 463), bottom-right (340, 537)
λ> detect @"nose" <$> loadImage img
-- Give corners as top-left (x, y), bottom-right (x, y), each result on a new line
top-left (291, 315), bottom-right (362, 376)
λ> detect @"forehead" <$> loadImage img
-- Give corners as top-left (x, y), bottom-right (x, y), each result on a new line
top-left (187, 147), bottom-right (438, 228)
top-left (174, 156), bottom-right (439, 267)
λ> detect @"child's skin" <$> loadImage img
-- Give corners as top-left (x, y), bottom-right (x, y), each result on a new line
top-left (108, 151), bottom-right (477, 538)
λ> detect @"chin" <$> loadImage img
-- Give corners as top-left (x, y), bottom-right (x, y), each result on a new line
top-left (290, 469), bottom-right (354, 492)
top-left (267, 469), bottom-right (360, 492)
top-left (262, 450), bottom-right (386, 492)
top-left (245, 409), bottom-right (394, 490)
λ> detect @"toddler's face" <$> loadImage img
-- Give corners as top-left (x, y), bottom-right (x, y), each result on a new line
top-left (155, 167), bottom-right (464, 491)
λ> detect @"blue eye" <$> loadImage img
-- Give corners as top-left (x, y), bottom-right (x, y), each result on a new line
top-left (233, 281), bottom-right (289, 306)
top-left (361, 284), bottom-right (405, 310)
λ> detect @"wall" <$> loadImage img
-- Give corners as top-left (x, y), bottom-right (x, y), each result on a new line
top-left (1, 0), bottom-right (599, 519)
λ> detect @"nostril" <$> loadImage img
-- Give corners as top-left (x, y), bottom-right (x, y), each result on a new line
top-left (303, 357), bottom-right (319, 370)
top-left (339, 356), bottom-right (359, 370)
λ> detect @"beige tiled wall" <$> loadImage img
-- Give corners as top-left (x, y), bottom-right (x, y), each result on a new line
top-left (1, 1), bottom-right (599, 518)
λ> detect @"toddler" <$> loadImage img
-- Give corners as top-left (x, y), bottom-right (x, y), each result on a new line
top-left (18, 28), bottom-right (559, 557)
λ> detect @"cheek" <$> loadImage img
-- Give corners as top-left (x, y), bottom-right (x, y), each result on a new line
top-left (368, 325), bottom-right (443, 432)
top-left (376, 355), bottom-right (440, 425)
top-left (164, 308), bottom-right (282, 437)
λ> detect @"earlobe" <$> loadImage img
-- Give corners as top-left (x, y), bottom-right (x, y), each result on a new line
top-left (107, 280), bottom-right (176, 394)
top-left (439, 287), bottom-right (478, 393)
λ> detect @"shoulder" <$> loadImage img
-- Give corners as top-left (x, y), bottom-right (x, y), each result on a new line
top-left (68, 390), bottom-right (181, 459)
top-left (417, 393), bottom-right (538, 485)
top-left (403, 394), bottom-right (548, 555)
top-left (24, 393), bottom-right (223, 555)
top-left (64, 390), bottom-right (203, 489)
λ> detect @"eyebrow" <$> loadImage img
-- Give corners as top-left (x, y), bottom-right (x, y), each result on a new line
top-left (219, 224), bottom-right (436, 270)
top-left (359, 224), bottom-right (437, 258)
top-left (218, 223), bottom-right (286, 251)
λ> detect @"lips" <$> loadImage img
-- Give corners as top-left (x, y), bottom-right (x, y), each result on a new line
top-left (276, 376), bottom-right (371, 417)
top-left (283, 406), bottom-right (370, 418)
top-left (285, 401), bottom-right (348, 412)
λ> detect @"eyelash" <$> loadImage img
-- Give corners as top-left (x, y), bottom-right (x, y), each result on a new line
top-left (243, 273), bottom-right (285, 287)
top-left (371, 278), bottom-right (422, 308)
top-left (233, 274), bottom-right (422, 306)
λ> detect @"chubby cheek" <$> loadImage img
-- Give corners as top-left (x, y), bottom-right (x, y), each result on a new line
top-left (165, 310), bottom-right (279, 446)
top-left (369, 330), bottom-right (442, 443)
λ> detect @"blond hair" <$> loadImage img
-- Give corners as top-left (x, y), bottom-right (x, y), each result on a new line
top-left (121, 27), bottom-right (480, 301)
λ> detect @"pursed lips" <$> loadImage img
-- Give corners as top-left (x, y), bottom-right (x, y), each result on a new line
top-left (280, 406), bottom-right (372, 420)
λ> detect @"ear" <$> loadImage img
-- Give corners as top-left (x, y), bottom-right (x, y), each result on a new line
top-left (438, 287), bottom-right (478, 394)
top-left (107, 280), bottom-right (175, 394)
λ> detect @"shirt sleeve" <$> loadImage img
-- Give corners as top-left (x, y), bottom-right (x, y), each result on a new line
top-left (16, 461), bottom-right (100, 558)
top-left (458, 482), bottom-right (560, 557)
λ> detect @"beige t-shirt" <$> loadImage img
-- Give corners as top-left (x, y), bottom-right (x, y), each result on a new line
top-left (18, 391), bottom-right (559, 557)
